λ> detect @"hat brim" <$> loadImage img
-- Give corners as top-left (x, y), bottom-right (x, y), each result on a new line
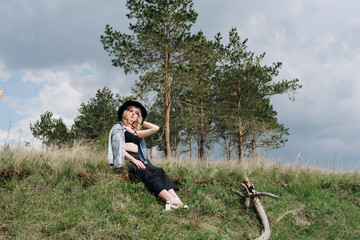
top-left (118, 100), bottom-right (147, 122)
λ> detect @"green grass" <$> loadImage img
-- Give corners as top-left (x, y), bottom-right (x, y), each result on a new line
top-left (0, 146), bottom-right (360, 239)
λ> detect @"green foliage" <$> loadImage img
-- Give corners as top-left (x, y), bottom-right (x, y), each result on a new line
top-left (214, 28), bottom-right (302, 161)
top-left (30, 111), bottom-right (53, 146)
top-left (30, 87), bottom-right (131, 150)
top-left (245, 98), bottom-right (290, 153)
top-left (30, 111), bottom-right (70, 148)
top-left (171, 33), bottom-right (220, 159)
top-left (101, 0), bottom-right (202, 157)
top-left (96, 131), bottom-right (110, 152)
top-left (142, 98), bottom-right (165, 151)
top-left (71, 87), bottom-right (123, 142)
top-left (100, 0), bottom-right (198, 74)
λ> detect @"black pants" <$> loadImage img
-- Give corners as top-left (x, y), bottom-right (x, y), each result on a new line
top-left (127, 151), bottom-right (179, 195)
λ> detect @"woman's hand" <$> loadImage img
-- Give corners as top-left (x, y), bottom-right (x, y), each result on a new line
top-left (132, 159), bottom-right (146, 169)
top-left (125, 152), bottom-right (146, 169)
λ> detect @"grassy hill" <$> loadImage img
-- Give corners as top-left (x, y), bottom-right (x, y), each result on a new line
top-left (0, 146), bottom-right (359, 239)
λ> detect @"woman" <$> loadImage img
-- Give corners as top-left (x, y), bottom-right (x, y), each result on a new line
top-left (108, 100), bottom-right (187, 211)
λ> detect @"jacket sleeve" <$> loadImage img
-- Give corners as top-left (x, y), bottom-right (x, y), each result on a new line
top-left (138, 138), bottom-right (151, 164)
top-left (108, 123), bottom-right (125, 167)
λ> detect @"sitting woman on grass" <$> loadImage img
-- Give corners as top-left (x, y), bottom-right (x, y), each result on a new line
top-left (108, 100), bottom-right (187, 211)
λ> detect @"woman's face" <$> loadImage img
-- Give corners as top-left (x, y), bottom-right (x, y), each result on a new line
top-left (127, 106), bottom-right (140, 123)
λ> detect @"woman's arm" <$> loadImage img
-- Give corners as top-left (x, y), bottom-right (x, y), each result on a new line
top-left (137, 121), bottom-right (160, 138)
top-left (125, 152), bottom-right (146, 169)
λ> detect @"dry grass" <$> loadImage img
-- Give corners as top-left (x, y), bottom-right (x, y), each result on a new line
top-left (1, 146), bottom-right (360, 239)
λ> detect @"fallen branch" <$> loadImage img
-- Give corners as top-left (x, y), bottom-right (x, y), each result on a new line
top-left (231, 178), bottom-right (278, 240)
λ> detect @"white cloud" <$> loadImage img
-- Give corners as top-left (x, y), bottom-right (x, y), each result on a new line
top-left (0, 129), bottom-right (10, 143)
top-left (15, 62), bottom-right (133, 125)
top-left (0, 117), bottom-right (43, 150)
top-left (22, 68), bottom-right (67, 84)
top-left (0, 59), bottom-right (11, 82)
top-left (20, 66), bottom-right (95, 122)
top-left (0, 64), bottom-right (95, 146)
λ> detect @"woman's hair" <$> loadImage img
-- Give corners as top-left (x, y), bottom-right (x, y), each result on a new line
top-left (121, 106), bottom-right (143, 132)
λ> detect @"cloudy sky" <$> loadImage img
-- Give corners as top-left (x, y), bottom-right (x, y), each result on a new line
top-left (1, 0), bottom-right (359, 171)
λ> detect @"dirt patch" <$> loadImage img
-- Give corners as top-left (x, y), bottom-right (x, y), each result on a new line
top-left (0, 169), bottom-right (30, 183)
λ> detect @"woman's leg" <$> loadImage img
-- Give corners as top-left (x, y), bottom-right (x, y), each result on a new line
top-left (167, 189), bottom-right (182, 203)
top-left (158, 189), bottom-right (182, 203)
top-left (158, 189), bottom-right (173, 202)
top-left (159, 189), bottom-right (188, 210)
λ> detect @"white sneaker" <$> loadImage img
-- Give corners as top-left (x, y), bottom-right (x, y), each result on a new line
top-left (165, 201), bottom-right (172, 211)
top-left (170, 198), bottom-right (188, 209)
top-left (173, 202), bottom-right (189, 209)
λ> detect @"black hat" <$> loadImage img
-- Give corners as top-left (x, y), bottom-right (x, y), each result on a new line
top-left (118, 100), bottom-right (147, 122)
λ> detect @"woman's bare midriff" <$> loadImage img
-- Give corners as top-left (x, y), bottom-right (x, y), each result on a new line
top-left (125, 142), bottom-right (138, 153)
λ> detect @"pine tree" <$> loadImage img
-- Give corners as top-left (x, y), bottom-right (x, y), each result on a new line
top-left (30, 111), bottom-right (70, 149)
top-left (71, 87), bottom-right (123, 142)
top-left (216, 28), bottom-right (301, 162)
top-left (101, 0), bottom-right (199, 158)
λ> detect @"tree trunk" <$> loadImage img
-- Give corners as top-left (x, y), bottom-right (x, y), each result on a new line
top-left (237, 121), bottom-right (244, 163)
top-left (198, 101), bottom-right (205, 160)
top-left (251, 132), bottom-right (256, 159)
top-left (197, 132), bottom-right (201, 161)
top-left (237, 79), bottom-right (244, 163)
top-left (173, 130), bottom-right (177, 158)
top-left (164, 72), bottom-right (171, 158)
top-left (228, 132), bottom-right (232, 161)
top-left (189, 136), bottom-right (192, 160)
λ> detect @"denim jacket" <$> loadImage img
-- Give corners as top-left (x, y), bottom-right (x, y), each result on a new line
top-left (108, 122), bottom-right (151, 167)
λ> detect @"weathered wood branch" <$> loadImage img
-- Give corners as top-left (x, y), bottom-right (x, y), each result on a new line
top-left (232, 189), bottom-right (278, 199)
top-left (253, 198), bottom-right (270, 240)
top-left (231, 178), bottom-right (278, 240)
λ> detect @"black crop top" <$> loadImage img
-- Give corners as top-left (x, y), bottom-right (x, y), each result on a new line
top-left (124, 129), bottom-right (141, 145)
